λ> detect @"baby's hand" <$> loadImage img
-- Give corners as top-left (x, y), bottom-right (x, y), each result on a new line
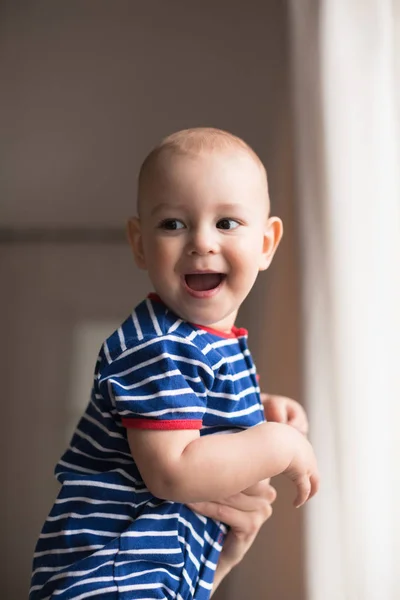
top-left (261, 393), bottom-right (308, 436)
top-left (283, 428), bottom-right (319, 507)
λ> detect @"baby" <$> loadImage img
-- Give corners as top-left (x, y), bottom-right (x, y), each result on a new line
top-left (30, 127), bottom-right (319, 600)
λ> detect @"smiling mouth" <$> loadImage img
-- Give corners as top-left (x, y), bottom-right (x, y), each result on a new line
top-left (185, 273), bottom-right (226, 291)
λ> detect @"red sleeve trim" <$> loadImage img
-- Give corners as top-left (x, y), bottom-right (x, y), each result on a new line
top-left (121, 418), bottom-right (202, 430)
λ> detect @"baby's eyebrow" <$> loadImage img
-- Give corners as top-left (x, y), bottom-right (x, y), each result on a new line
top-left (215, 203), bottom-right (247, 213)
top-left (150, 202), bottom-right (247, 216)
top-left (150, 202), bottom-right (177, 216)
top-left (150, 202), bottom-right (191, 216)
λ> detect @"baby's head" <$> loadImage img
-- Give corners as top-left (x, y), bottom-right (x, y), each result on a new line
top-left (136, 127), bottom-right (269, 217)
top-left (128, 127), bottom-right (283, 332)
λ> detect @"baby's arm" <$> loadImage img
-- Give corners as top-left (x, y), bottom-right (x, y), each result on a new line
top-left (127, 420), bottom-right (318, 507)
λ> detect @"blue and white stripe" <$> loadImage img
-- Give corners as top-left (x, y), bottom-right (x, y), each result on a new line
top-left (30, 296), bottom-right (264, 599)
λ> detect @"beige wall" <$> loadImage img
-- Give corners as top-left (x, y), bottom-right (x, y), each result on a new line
top-left (1, 2), bottom-right (305, 598)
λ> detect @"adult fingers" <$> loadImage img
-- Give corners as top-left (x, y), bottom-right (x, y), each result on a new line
top-left (187, 481), bottom-right (276, 525)
top-left (240, 478), bottom-right (277, 504)
top-left (187, 498), bottom-right (273, 532)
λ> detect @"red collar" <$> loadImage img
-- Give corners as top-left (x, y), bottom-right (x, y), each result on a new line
top-left (147, 293), bottom-right (248, 338)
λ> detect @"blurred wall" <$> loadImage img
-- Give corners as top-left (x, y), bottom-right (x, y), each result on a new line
top-left (0, 2), bottom-right (304, 599)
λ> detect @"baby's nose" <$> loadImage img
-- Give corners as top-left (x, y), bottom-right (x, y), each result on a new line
top-left (187, 226), bottom-right (219, 255)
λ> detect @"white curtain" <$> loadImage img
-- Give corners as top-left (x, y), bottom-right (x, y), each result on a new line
top-left (289, 2), bottom-right (400, 600)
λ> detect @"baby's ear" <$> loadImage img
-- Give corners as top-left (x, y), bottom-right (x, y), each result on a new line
top-left (259, 217), bottom-right (283, 271)
top-left (126, 217), bottom-right (147, 269)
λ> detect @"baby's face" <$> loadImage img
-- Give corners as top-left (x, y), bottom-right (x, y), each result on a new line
top-left (129, 151), bottom-right (282, 332)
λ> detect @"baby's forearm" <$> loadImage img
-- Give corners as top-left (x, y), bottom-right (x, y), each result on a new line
top-left (150, 422), bottom-right (299, 503)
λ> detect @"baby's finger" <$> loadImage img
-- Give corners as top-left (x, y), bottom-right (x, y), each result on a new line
top-left (308, 472), bottom-right (320, 499)
top-left (293, 475), bottom-right (312, 508)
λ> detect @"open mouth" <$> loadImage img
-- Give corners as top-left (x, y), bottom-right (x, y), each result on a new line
top-left (184, 273), bottom-right (226, 292)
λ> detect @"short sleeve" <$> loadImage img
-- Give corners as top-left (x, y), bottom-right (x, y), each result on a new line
top-left (99, 334), bottom-right (214, 431)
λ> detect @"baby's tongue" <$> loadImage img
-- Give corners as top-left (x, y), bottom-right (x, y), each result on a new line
top-left (186, 273), bottom-right (222, 291)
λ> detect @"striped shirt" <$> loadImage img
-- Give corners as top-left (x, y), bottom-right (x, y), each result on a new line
top-left (30, 295), bottom-right (265, 600)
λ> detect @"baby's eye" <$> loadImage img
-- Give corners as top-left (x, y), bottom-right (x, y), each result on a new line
top-left (159, 219), bottom-right (185, 231)
top-left (216, 218), bottom-right (240, 230)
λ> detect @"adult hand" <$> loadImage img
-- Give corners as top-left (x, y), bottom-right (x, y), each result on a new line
top-left (187, 478), bottom-right (277, 596)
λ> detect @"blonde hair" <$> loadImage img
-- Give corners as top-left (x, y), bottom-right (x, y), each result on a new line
top-left (137, 127), bottom-right (267, 213)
